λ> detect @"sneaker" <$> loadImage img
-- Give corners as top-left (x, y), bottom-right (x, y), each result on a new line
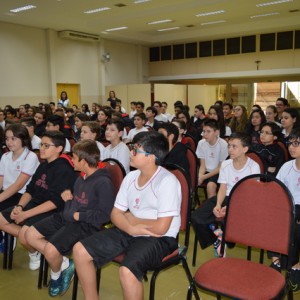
top-left (48, 274), bottom-right (63, 297)
top-left (289, 269), bottom-right (300, 293)
top-left (270, 260), bottom-right (281, 273)
top-left (29, 251), bottom-right (41, 271)
top-left (213, 237), bottom-right (226, 258)
top-left (60, 259), bottom-right (75, 295)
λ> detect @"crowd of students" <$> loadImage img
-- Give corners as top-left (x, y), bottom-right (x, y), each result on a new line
top-left (0, 94), bottom-right (300, 298)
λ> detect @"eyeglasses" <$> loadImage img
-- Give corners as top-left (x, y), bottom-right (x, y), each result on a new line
top-left (259, 130), bottom-right (273, 136)
top-left (131, 146), bottom-right (158, 160)
top-left (287, 141), bottom-right (300, 147)
top-left (40, 143), bottom-right (56, 149)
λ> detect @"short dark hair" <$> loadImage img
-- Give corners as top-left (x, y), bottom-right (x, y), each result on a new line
top-left (75, 113), bottom-right (90, 122)
top-left (47, 115), bottom-right (64, 132)
top-left (134, 112), bottom-right (146, 121)
top-left (5, 123), bottom-right (32, 150)
top-left (136, 101), bottom-right (145, 109)
top-left (260, 122), bottom-right (282, 139)
top-left (130, 101), bottom-right (137, 105)
top-left (146, 106), bottom-right (157, 116)
top-left (289, 128), bottom-right (300, 141)
top-left (107, 118), bottom-right (125, 132)
top-left (222, 102), bottom-right (233, 110)
top-left (20, 117), bottom-right (36, 128)
top-left (66, 108), bottom-right (74, 114)
top-left (132, 131), bottom-right (169, 166)
top-left (6, 107), bottom-right (17, 117)
top-left (161, 101), bottom-right (168, 107)
top-left (153, 101), bottom-right (162, 107)
top-left (203, 119), bottom-right (220, 131)
top-left (72, 140), bottom-right (100, 168)
top-left (228, 132), bottom-right (251, 148)
top-left (42, 130), bottom-right (66, 153)
top-left (49, 102), bottom-right (55, 106)
top-left (158, 122), bottom-right (179, 145)
top-left (276, 97), bottom-right (289, 107)
top-left (82, 121), bottom-right (101, 141)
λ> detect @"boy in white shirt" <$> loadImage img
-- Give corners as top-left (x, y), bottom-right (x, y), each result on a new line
top-left (124, 113), bottom-right (148, 143)
top-left (72, 131), bottom-right (181, 300)
top-left (192, 132), bottom-right (260, 256)
top-left (196, 119), bottom-right (228, 198)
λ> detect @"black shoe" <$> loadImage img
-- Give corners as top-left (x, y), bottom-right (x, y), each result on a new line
top-left (289, 269), bottom-right (300, 293)
top-left (270, 260), bottom-right (281, 273)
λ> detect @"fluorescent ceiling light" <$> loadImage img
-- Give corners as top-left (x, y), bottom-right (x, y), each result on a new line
top-left (84, 7), bottom-right (110, 14)
top-left (250, 12), bottom-right (280, 18)
top-left (10, 5), bottom-right (36, 13)
top-left (134, 0), bottom-right (151, 3)
top-left (256, 0), bottom-right (293, 7)
top-left (157, 27), bottom-right (179, 32)
top-left (148, 19), bottom-right (172, 25)
top-left (201, 20), bottom-right (226, 26)
top-left (105, 27), bottom-right (128, 32)
top-left (196, 10), bottom-right (225, 17)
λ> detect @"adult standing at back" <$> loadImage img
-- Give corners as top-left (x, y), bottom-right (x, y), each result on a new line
top-left (107, 91), bottom-right (119, 109)
top-left (58, 91), bottom-right (70, 108)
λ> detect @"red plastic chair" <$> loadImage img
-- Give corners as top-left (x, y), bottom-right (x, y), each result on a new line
top-left (188, 174), bottom-right (295, 300)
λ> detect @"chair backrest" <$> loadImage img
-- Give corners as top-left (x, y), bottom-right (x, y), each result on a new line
top-left (246, 151), bottom-right (265, 173)
top-left (184, 135), bottom-right (197, 152)
top-left (102, 158), bottom-right (126, 196)
top-left (164, 164), bottom-right (192, 248)
top-left (185, 146), bottom-right (199, 193)
top-left (277, 141), bottom-right (289, 161)
top-left (225, 174), bottom-right (294, 256)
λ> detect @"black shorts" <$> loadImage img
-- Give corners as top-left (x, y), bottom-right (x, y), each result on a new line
top-left (203, 173), bottom-right (219, 186)
top-left (0, 193), bottom-right (22, 212)
top-left (1, 201), bottom-right (55, 227)
top-left (81, 227), bottom-right (178, 281)
top-left (33, 213), bottom-right (100, 256)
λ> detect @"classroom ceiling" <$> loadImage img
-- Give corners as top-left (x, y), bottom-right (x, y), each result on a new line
top-left (1, 0), bottom-right (300, 45)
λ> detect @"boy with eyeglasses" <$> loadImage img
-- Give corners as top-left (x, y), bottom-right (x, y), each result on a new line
top-left (268, 129), bottom-right (300, 291)
top-left (0, 131), bottom-right (77, 271)
top-left (72, 131), bottom-right (181, 300)
top-left (250, 122), bottom-right (286, 176)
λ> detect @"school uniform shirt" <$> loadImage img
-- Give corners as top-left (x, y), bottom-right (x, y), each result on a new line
top-left (63, 168), bottom-right (115, 228)
top-left (31, 135), bottom-right (41, 150)
top-left (196, 137), bottom-right (228, 172)
top-left (155, 114), bottom-right (168, 123)
top-left (126, 127), bottom-right (148, 142)
top-left (0, 148), bottom-right (39, 194)
top-left (96, 141), bottom-right (105, 160)
top-left (114, 166), bottom-right (181, 238)
top-left (25, 157), bottom-right (77, 211)
top-left (64, 138), bottom-right (71, 153)
top-left (218, 157), bottom-right (260, 196)
top-left (277, 160), bottom-right (300, 205)
top-left (102, 142), bottom-right (130, 174)
top-left (129, 110), bottom-right (137, 119)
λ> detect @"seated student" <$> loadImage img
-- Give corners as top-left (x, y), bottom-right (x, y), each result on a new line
top-left (129, 101), bottom-right (137, 119)
top-left (80, 121), bottom-right (105, 159)
top-left (71, 131), bottom-right (181, 300)
top-left (153, 101), bottom-right (168, 123)
top-left (250, 122), bottom-right (286, 176)
top-left (34, 110), bottom-right (47, 137)
top-left (222, 102), bottom-right (233, 126)
top-left (145, 106), bottom-right (160, 131)
top-left (0, 131), bottom-right (77, 270)
top-left (102, 119), bottom-right (131, 174)
top-left (26, 140), bottom-right (115, 297)
top-left (192, 132), bottom-right (260, 256)
top-left (124, 113), bottom-right (148, 143)
top-left (158, 122), bottom-right (190, 174)
top-left (46, 115), bottom-right (71, 153)
top-left (0, 124), bottom-right (39, 211)
top-left (196, 119), bottom-right (228, 198)
top-left (20, 117), bottom-right (41, 151)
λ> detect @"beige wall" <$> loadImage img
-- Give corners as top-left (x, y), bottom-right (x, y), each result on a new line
top-left (0, 22), bottom-right (149, 109)
top-left (154, 84), bottom-right (187, 107)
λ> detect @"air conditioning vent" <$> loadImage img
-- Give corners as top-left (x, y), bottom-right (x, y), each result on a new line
top-left (58, 30), bottom-right (100, 42)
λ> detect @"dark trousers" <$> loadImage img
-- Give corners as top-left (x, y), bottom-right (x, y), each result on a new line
top-left (191, 196), bottom-right (228, 249)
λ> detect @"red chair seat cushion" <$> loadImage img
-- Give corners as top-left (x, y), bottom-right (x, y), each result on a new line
top-left (194, 257), bottom-right (285, 299)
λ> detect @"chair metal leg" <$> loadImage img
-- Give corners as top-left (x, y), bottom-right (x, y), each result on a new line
top-left (217, 295), bottom-right (221, 300)
top-left (96, 268), bottom-right (101, 292)
top-left (259, 249), bottom-right (264, 264)
top-left (72, 271), bottom-right (79, 300)
top-left (38, 255), bottom-right (45, 289)
top-left (192, 233), bottom-right (198, 266)
top-left (43, 259), bottom-right (49, 287)
top-left (182, 258), bottom-right (200, 300)
top-left (2, 232), bottom-right (8, 269)
top-left (8, 234), bottom-right (14, 269)
top-left (247, 246), bottom-right (252, 261)
top-left (149, 270), bottom-right (159, 300)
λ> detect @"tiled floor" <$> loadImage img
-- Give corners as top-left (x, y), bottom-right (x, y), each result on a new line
top-left (0, 229), bottom-right (299, 300)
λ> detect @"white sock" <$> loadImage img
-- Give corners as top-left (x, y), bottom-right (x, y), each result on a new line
top-left (28, 251), bottom-right (39, 257)
top-left (51, 270), bottom-right (61, 280)
top-left (61, 256), bottom-right (69, 272)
